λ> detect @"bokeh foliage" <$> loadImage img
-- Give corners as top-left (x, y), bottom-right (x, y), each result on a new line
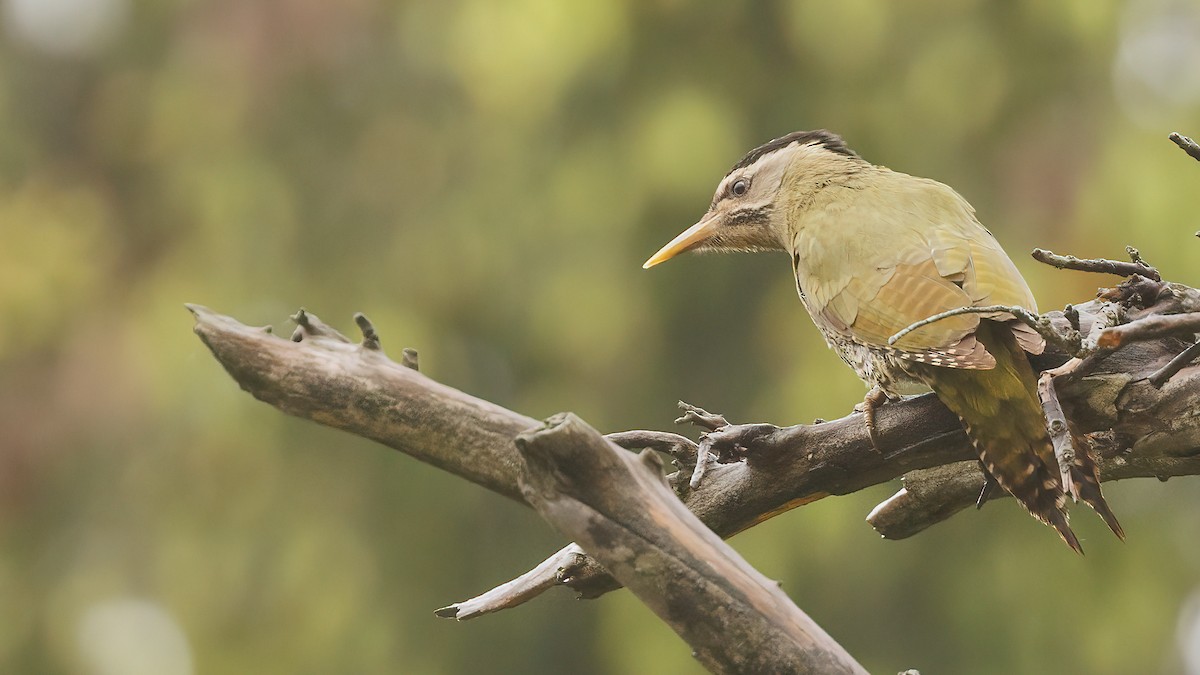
top-left (2, 0), bottom-right (1199, 673)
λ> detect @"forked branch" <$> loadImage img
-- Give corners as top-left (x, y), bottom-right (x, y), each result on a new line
top-left (512, 414), bottom-right (867, 674)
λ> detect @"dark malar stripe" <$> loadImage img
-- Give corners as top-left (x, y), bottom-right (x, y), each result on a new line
top-left (728, 205), bottom-right (772, 226)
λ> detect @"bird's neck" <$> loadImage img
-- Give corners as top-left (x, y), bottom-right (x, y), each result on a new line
top-left (778, 157), bottom-right (871, 239)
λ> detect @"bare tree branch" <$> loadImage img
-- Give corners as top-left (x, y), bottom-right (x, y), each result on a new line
top-left (189, 268), bottom-right (1200, 622)
top-left (511, 413), bottom-right (868, 674)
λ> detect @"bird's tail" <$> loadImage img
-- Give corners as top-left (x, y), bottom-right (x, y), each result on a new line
top-left (916, 321), bottom-right (1120, 552)
top-left (1065, 429), bottom-right (1125, 540)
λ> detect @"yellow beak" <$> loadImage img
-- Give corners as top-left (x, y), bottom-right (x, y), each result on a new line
top-left (642, 214), bottom-right (721, 269)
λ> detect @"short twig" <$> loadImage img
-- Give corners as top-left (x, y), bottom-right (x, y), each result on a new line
top-left (672, 402), bottom-right (730, 489)
top-left (289, 308), bottom-right (352, 342)
top-left (674, 401), bottom-right (728, 431)
top-left (1147, 339), bottom-right (1200, 388)
top-left (670, 402), bottom-right (781, 489)
top-left (1031, 248), bottom-right (1161, 282)
top-left (1125, 246), bottom-right (1152, 269)
top-left (401, 348), bottom-right (420, 371)
top-left (1064, 304), bottom-right (1081, 333)
top-left (1169, 132), bottom-right (1200, 163)
top-left (354, 313), bottom-right (381, 350)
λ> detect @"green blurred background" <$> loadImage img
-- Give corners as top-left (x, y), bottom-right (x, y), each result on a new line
top-left (3, 0), bottom-right (1200, 673)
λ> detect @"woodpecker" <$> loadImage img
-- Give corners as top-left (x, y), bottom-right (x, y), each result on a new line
top-left (643, 129), bottom-right (1122, 552)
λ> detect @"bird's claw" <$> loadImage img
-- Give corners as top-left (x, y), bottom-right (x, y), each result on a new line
top-left (856, 387), bottom-right (892, 453)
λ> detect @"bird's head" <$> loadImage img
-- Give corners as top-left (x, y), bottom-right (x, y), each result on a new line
top-left (642, 129), bottom-right (864, 268)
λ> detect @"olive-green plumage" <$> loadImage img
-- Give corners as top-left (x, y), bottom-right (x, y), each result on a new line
top-left (644, 130), bottom-right (1123, 550)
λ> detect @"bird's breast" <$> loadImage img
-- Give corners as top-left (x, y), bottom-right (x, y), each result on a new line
top-left (814, 325), bottom-right (931, 397)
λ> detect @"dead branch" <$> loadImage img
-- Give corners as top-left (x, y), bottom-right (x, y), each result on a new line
top-left (1032, 247), bottom-right (1161, 282)
top-left (189, 266), bottom-right (1200, 621)
top-left (510, 413), bottom-right (867, 674)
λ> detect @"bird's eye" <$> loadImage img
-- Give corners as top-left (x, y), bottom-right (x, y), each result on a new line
top-left (731, 179), bottom-right (749, 197)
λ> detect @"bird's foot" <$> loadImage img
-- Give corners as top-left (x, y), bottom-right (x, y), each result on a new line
top-left (854, 387), bottom-right (893, 453)
top-left (675, 402), bottom-right (778, 489)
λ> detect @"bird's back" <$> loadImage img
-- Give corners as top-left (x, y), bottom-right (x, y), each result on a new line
top-left (785, 167), bottom-right (1044, 386)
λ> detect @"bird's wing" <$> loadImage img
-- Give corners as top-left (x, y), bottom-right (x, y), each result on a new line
top-left (794, 176), bottom-right (1044, 368)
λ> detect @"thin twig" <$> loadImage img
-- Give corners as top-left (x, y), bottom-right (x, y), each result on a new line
top-left (888, 305), bottom-right (1037, 345)
top-left (1170, 132), bottom-right (1200, 163)
top-left (1031, 248), bottom-right (1162, 282)
top-left (886, 304), bottom-right (1080, 356)
top-left (1148, 339), bottom-right (1200, 388)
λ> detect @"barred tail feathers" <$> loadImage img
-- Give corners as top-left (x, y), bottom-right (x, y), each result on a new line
top-left (915, 321), bottom-right (1080, 553)
top-left (1067, 431), bottom-right (1125, 540)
